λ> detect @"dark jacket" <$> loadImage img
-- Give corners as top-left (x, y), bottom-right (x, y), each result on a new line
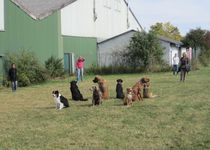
top-left (8, 68), bottom-right (17, 81)
top-left (180, 57), bottom-right (190, 72)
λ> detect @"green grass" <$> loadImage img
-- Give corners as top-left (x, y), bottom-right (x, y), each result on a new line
top-left (1, 68), bottom-right (210, 150)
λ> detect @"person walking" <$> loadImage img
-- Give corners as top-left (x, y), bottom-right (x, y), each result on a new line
top-left (179, 52), bottom-right (189, 82)
top-left (75, 56), bottom-right (85, 82)
top-left (172, 53), bottom-right (179, 75)
top-left (8, 63), bottom-right (18, 92)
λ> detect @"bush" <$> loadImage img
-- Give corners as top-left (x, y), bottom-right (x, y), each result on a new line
top-left (147, 62), bottom-right (171, 72)
top-left (45, 56), bottom-right (65, 78)
top-left (124, 31), bottom-right (164, 70)
top-left (86, 63), bottom-right (171, 75)
top-left (191, 58), bottom-right (200, 70)
top-left (199, 53), bottom-right (209, 67)
top-left (86, 66), bottom-right (143, 75)
top-left (3, 50), bottom-right (48, 87)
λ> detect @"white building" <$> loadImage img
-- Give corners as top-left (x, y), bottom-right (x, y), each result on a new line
top-left (61, 0), bottom-right (142, 41)
top-left (97, 30), bottom-right (187, 67)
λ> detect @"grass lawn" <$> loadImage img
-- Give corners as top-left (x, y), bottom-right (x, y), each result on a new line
top-left (0, 67), bottom-right (210, 150)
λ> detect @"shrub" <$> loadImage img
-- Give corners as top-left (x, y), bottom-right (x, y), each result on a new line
top-left (191, 58), bottom-right (200, 70)
top-left (147, 62), bottom-right (171, 72)
top-left (45, 56), bottom-right (65, 78)
top-left (3, 50), bottom-right (48, 87)
top-left (124, 31), bottom-right (164, 70)
top-left (86, 64), bottom-right (170, 75)
top-left (199, 52), bottom-right (209, 67)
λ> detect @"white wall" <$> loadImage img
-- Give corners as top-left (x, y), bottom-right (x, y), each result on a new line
top-left (61, 0), bottom-right (141, 40)
top-left (98, 31), bottom-right (135, 66)
top-left (0, 0), bottom-right (4, 31)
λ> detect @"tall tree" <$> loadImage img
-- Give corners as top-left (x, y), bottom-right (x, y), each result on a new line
top-left (150, 22), bottom-right (182, 41)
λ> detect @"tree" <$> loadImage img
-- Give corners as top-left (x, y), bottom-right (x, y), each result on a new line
top-left (124, 31), bottom-right (164, 70)
top-left (182, 28), bottom-right (210, 66)
top-left (182, 28), bottom-right (207, 49)
top-left (204, 31), bottom-right (210, 49)
top-left (150, 22), bottom-right (182, 41)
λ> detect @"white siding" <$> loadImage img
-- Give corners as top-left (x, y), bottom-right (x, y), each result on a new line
top-left (0, 0), bottom-right (4, 31)
top-left (61, 0), bottom-right (141, 40)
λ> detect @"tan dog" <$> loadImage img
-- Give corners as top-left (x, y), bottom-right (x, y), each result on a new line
top-left (123, 88), bottom-right (133, 106)
top-left (132, 77), bottom-right (150, 101)
top-left (93, 76), bottom-right (109, 100)
top-left (143, 82), bottom-right (157, 98)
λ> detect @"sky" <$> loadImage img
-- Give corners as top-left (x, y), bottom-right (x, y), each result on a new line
top-left (128, 0), bottom-right (210, 36)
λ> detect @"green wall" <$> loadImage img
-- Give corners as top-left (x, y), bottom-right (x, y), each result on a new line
top-left (0, 0), bottom-right (63, 63)
top-left (63, 36), bottom-right (97, 68)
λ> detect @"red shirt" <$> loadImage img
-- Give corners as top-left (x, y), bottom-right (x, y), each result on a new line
top-left (76, 58), bottom-right (85, 69)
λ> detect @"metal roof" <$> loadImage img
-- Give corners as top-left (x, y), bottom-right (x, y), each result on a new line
top-left (158, 35), bottom-right (182, 45)
top-left (11, 0), bottom-right (77, 20)
top-left (98, 30), bottom-right (136, 44)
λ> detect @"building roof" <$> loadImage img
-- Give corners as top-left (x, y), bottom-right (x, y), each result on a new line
top-left (98, 30), bottom-right (136, 44)
top-left (158, 35), bottom-right (182, 46)
top-left (123, 0), bottom-right (143, 31)
top-left (11, 0), bottom-right (77, 20)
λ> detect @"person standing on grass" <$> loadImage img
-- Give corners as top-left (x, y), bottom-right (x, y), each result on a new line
top-left (8, 63), bottom-right (17, 92)
top-left (179, 52), bottom-right (189, 82)
top-left (172, 53), bottom-right (179, 75)
top-left (76, 56), bottom-right (85, 82)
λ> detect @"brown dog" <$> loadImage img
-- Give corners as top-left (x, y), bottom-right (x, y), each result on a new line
top-left (90, 86), bottom-right (102, 106)
top-left (132, 77), bottom-right (150, 101)
top-left (123, 88), bottom-right (133, 106)
top-left (93, 76), bottom-right (109, 99)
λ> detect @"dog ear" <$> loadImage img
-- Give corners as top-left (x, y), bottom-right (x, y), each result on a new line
top-left (93, 77), bottom-right (99, 83)
top-left (117, 79), bottom-right (123, 83)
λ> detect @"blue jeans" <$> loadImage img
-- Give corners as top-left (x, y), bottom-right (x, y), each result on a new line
top-left (173, 65), bottom-right (178, 75)
top-left (76, 68), bottom-right (84, 82)
top-left (11, 81), bottom-right (17, 92)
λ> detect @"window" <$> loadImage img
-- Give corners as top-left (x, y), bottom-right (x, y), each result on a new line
top-left (0, 0), bottom-right (4, 31)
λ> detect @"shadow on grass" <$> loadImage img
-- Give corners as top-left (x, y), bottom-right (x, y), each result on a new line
top-left (36, 106), bottom-right (55, 110)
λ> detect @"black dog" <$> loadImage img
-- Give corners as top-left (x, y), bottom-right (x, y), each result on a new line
top-left (70, 80), bottom-right (88, 101)
top-left (116, 79), bottom-right (124, 99)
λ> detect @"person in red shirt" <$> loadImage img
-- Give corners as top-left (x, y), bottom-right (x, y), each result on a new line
top-left (76, 56), bottom-right (85, 82)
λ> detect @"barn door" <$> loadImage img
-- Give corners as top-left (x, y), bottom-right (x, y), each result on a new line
top-left (64, 53), bottom-right (75, 75)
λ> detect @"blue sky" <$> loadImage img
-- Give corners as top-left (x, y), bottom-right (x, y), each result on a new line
top-left (129, 0), bottom-right (210, 36)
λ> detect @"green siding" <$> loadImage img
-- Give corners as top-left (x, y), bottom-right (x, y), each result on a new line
top-left (0, 0), bottom-right (63, 63)
top-left (63, 36), bottom-right (97, 68)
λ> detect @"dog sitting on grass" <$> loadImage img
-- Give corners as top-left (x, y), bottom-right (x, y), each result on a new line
top-left (93, 76), bottom-right (109, 100)
top-left (132, 77), bottom-right (150, 101)
top-left (143, 82), bottom-right (157, 98)
top-left (70, 80), bottom-right (88, 101)
top-left (123, 88), bottom-right (133, 106)
top-left (90, 86), bottom-right (102, 106)
top-left (116, 79), bottom-right (124, 99)
top-left (52, 90), bottom-right (69, 110)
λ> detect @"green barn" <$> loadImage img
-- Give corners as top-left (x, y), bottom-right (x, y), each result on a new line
top-left (0, 0), bottom-right (97, 83)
